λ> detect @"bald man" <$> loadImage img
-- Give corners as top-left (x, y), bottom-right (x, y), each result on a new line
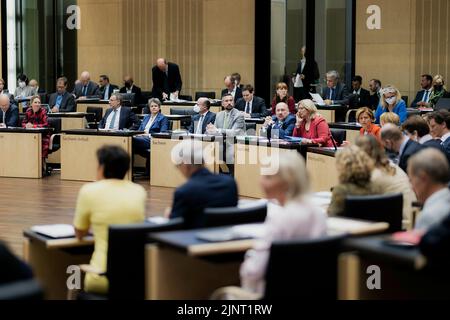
top-left (72, 71), bottom-right (100, 99)
top-left (0, 94), bottom-right (19, 128)
top-left (151, 58), bottom-right (182, 101)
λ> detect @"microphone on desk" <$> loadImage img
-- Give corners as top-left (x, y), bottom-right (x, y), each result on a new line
top-left (329, 128), bottom-right (338, 151)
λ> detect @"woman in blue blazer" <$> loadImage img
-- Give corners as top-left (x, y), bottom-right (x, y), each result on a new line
top-left (133, 98), bottom-right (169, 174)
top-left (375, 85), bottom-right (408, 124)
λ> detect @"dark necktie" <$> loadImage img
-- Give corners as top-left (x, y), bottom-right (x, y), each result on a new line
top-left (245, 102), bottom-right (250, 114)
top-left (83, 86), bottom-right (88, 96)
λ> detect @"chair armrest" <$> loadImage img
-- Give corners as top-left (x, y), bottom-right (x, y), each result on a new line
top-left (345, 109), bottom-right (359, 122)
top-left (79, 264), bottom-right (106, 277)
top-left (49, 134), bottom-right (61, 151)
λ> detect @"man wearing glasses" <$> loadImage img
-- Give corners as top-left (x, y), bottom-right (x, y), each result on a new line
top-left (98, 93), bottom-right (140, 131)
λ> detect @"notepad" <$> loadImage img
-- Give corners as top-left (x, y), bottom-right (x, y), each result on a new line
top-left (310, 93), bottom-right (325, 106)
top-left (326, 218), bottom-right (376, 233)
top-left (196, 224), bottom-right (265, 242)
top-left (147, 217), bottom-right (170, 225)
top-left (31, 224), bottom-right (76, 239)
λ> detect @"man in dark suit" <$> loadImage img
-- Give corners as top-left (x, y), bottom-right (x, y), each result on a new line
top-left (260, 102), bottom-right (296, 139)
top-left (188, 98), bottom-right (216, 134)
top-left (368, 79), bottom-right (382, 110)
top-left (98, 75), bottom-right (119, 101)
top-left (98, 93), bottom-right (140, 130)
top-left (322, 70), bottom-right (350, 106)
top-left (168, 140), bottom-right (238, 228)
top-left (120, 75), bottom-right (143, 105)
top-left (411, 74), bottom-right (433, 109)
top-left (72, 71), bottom-right (100, 99)
top-left (420, 209), bottom-right (450, 268)
top-left (0, 94), bottom-right (19, 128)
top-left (381, 123), bottom-right (425, 172)
top-left (221, 75), bottom-right (243, 103)
top-left (49, 77), bottom-right (76, 113)
top-left (293, 46), bottom-right (320, 102)
top-left (427, 110), bottom-right (450, 164)
top-left (235, 85), bottom-right (268, 119)
top-left (152, 58), bottom-right (182, 101)
top-left (349, 75), bottom-right (371, 108)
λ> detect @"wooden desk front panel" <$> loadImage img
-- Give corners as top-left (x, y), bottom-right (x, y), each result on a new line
top-left (150, 138), bottom-right (218, 188)
top-left (0, 132), bottom-right (42, 178)
top-left (346, 129), bottom-right (360, 144)
top-left (234, 145), bottom-right (296, 198)
top-left (318, 109), bottom-right (336, 123)
top-left (161, 105), bottom-right (222, 116)
top-left (77, 103), bottom-right (110, 115)
top-left (306, 152), bottom-right (338, 192)
top-left (61, 135), bottom-right (132, 182)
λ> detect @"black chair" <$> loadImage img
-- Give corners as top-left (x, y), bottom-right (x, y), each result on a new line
top-left (204, 202), bottom-right (267, 228)
top-left (138, 91), bottom-right (153, 111)
top-left (78, 218), bottom-right (185, 300)
top-left (121, 93), bottom-right (136, 107)
top-left (435, 98), bottom-right (450, 111)
top-left (401, 96), bottom-right (409, 106)
top-left (170, 108), bottom-right (197, 130)
top-left (330, 128), bottom-right (346, 146)
top-left (264, 235), bottom-right (346, 300)
top-left (0, 279), bottom-right (44, 300)
top-left (86, 106), bottom-right (103, 129)
top-left (179, 95), bottom-right (193, 101)
top-left (47, 117), bottom-right (62, 154)
top-left (343, 193), bottom-right (403, 232)
top-left (195, 92), bottom-right (216, 100)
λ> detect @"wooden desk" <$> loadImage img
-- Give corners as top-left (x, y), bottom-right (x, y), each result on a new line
top-left (161, 102), bottom-right (222, 116)
top-left (47, 113), bottom-right (89, 165)
top-left (0, 128), bottom-right (50, 178)
top-left (23, 230), bottom-right (94, 300)
top-left (337, 236), bottom-right (450, 300)
top-left (330, 122), bottom-right (363, 144)
top-left (76, 100), bottom-right (110, 115)
top-left (150, 133), bottom-right (220, 188)
top-left (61, 129), bottom-right (143, 182)
top-left (234, 137), bottom-right (311, 198)
top-left (316, 105), bottom-right (348, 123)
top-left (306, 147), bottom-right (339, 192)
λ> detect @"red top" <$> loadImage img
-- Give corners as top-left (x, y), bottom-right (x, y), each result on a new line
top-left (360, 123), bottom-right (381, 140)
top-left (271, 96), bottom-right (296, 115)
top-left (22, 108), bottom-right (49, 128)
top-left (293, 116), bottom-right (334, 147)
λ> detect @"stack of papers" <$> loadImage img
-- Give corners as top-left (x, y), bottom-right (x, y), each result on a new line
top-left (31, 224), bottom-right (76, 239)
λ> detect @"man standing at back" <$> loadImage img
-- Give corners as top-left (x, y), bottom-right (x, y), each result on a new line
top-left (151, 58), bottom-right (182, 101)
top-left (168, 140), bottom-right (238, 228)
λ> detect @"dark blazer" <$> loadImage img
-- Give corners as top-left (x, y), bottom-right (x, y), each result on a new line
top-left (420, 211), bottom-right (450, 268)
top-left (72, 81), bottom-right (100, 99)
top-left (48, 92), bottom-right (76, 112)
top-left (411, 89), bottom-right (432, 109)
top-left (235, 96), bottom-right (268, 118)
top-left (99, 84), bottom-right (119, 100)
top-left (322, 82), bottom-right (350, 106)
top-left (369, 93), bottom-right (381, 110)
top-left (138, 113), bottom-right (169, 134)
top-left (262, 114), bottom-right (297, 139)
top-left (170, 168), bottom-right (238, 228)
top-left (0, 242), bottom-right (33, 285)
top-left (120, 85), bottom-right (143, 104)
top-left (188, 111), bottom-right (216, 134)
top-left (442, 137), bottom-right (450, 164)
top-left (349, 88), bottom-right (371, 108)
top-left (152, 62), bottom-right (183, 100)
top-left (99, 107), bottom-right (140, 130)
top-left (221, 87), bottom-right (243, 103)
top-left (0, 105), bottom-right (19, 127)
top-left (399, 139), bottom-right (425, 172)
top-left (295, 58), bottom-right (320, 92)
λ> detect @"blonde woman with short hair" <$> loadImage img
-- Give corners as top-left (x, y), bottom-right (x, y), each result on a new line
top-left (375, 85), bottom-right (407, 124)
top-left (429, 75), bottom-right (448, 109)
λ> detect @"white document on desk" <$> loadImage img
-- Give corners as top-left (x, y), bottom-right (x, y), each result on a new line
top-left (31, 224), bottom-right (76, 239)
top-left (310, 93), bottom-right (325, 106)
top-left (230, 224), bottom-right (266, 239)
top-left (327, 218), bottom-right (377, 234)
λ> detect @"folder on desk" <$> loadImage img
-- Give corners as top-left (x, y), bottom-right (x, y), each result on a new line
top-left (31, 224), bottom-right (76, 239)
top-left (310, 93), bottom-right (325, 106)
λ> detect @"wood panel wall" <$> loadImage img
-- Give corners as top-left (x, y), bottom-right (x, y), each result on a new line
top-left (77, 0), bottom-right (255, 98)
top-left (356, 0), bottom-right (450, 103)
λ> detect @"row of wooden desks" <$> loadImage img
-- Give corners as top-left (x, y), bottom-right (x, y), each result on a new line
top-left (23, 217), bottom-right (389, 300)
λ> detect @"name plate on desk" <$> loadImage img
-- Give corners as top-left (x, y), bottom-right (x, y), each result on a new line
top-left (63, 136), bottom-right (89, 142)
top-left (152, 140), bottom-right (167, 146)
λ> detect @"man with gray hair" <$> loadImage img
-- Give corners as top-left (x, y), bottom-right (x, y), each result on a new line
top-left (98, 93), bottom-right (140, 131)
top-left (381, 123), bottom-right (425, 172)
top-left (167, 140), bottom-right (238, 228)
top-left (72, 71), bottom-right (100, 99)
top-left (408, 148), bottom-right (450, 231)
top-left (322, 70), bottom-right (350, 106)
top-left (0, 94), bottom-right (19, 128)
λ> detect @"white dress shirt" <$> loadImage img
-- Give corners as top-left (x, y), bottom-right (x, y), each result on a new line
top-left (195, 111), bottom-right (209, 134)
top-left (415, 188), bottom-right (450, 231)
top-left (441, 132), bottom-right (450, 145)
top-left (105, 107), bottom-right (121, 130)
